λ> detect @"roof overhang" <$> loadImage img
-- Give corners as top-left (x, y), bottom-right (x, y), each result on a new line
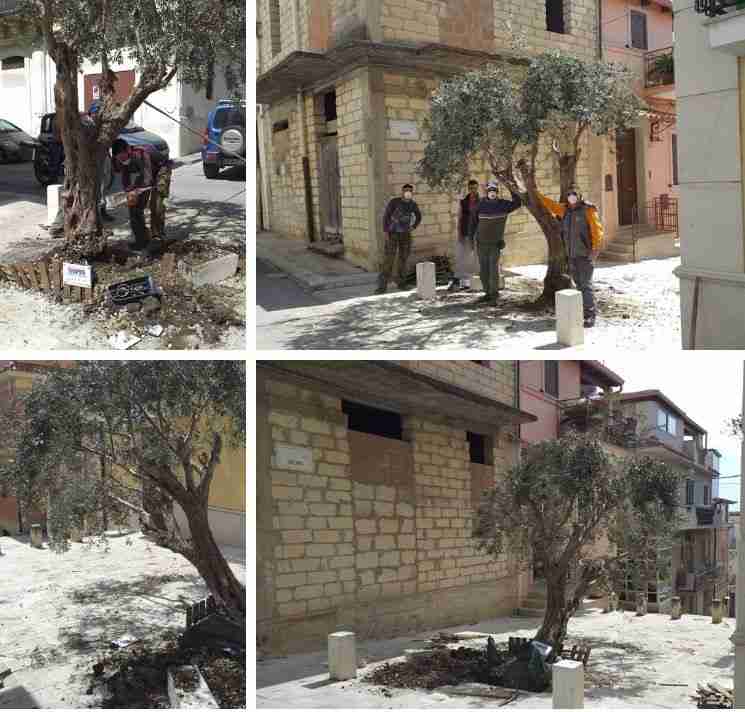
top-left (256, 40), bottom-right (531, 105)
top-left (580, 360), bottom-right (624, 390)
top-left (258, 360), bottom-right (536, 434)
top-left (618, 390), bottom-right (705, 435)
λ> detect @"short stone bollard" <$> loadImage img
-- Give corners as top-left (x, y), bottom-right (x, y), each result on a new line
top-left (30, 524), bottom-right (43, 548)
top-left (609, 592), bottom-right (619, 612)
top-left (416, 262), bottom-right (437, 300)
top-left (471, 275), bottom-right (483, 291)
top-left (556, 289), bottom-right (584, 347)
top-left (552, 659), bottom-right (584, 709)
top-left (69, 527), bottom-right (82, 543)
top-left (712, 598), bottom-right (723, 624)
top-left (328, 631), bottom-right (357, 681)
top-left (636, 592), bottom-right (648, 617)
top-left (47, 184), bottom-right (63, 226)
top-left (671, 596), bottom-right (682, 620)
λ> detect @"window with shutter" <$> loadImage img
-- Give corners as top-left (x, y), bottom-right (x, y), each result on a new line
top-left (630, 11), bottom-right (648, 50)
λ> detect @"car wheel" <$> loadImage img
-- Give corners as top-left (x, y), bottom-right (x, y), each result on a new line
top-left (203, 162), bottom-right (219, 179)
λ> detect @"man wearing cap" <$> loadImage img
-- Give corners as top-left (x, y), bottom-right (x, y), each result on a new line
top-left (537, 186), bottom-right (603, 327)
top-left (472, 181), bottom-right (522, 305)
top-left (375, 183), bottom-right (422, 294)
top-left (447, 179), bottom-right (480, 292)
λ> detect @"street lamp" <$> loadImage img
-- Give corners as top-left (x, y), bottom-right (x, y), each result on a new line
top-left (733, 361), bottom-right (745, 706)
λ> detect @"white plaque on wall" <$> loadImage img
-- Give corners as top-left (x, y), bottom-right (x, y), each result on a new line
top-left (389, 119), bottom-right (419, 140)
top-left (274, 444), bottom-right (314, 472)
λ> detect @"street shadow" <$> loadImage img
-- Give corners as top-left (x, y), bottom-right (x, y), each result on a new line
top-left (60, 572), bottom-right (205, 653)
top-left (0, 685), bottom-right (41, 709)
top-left (158, 198), bottom-right (245, 243)
top-left (211, 166), bottom-right (246, 182)
top-left (256, 261), bottom-right (324, 311)
top-left (282, 290), bottom-right (555, 349)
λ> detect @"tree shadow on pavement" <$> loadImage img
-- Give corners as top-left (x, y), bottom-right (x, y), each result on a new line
top-left (283, 291), bottom-right (555, 350)
top-left (163, 199), bottom-right (245, 243)
top-left (59, 572), bottom-right (205, 654)
top-left (0, 685), bottom-right (41, 709)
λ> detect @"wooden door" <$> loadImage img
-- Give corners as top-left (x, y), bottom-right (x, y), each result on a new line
top-left (616, 129), bottom-right (638, 226)
top-left (84, 70), bottom-right (136, 109)
top-left (319, 135), bottom-right (342, 242)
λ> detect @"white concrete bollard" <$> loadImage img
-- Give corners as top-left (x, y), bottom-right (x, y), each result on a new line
top-left (552, 659), bottom-right (584, 709)
top-left (30, 523), bottom-right (43, 548)
top-left (609, 592), bottom-right (619, 612)
top-left (636, 592), bottom-right (648, 617)
top-left (671, 596), bottom-right (682, 620)
top-left (47, 184), bottom-right (63, 226)
top-left (416, 261), bottom-right (436, 299)
top-left (712, 598), bottom-right (723, 624)
top-left (328, 631), bottom-right (357, 680)
top-left (471, 275), bottom-right (483, 291)
top-left (556, 289), bottom-right (584, 346)
top-left (69, 526), bottom-right (82, 543)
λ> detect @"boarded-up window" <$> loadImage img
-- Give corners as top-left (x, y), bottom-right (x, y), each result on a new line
top-left (342, 400), bottom-right (402, 440)
top-left (630, 11), bottom-right (648, 50)
top-left (471, 463), bottom-right (494, 509)
top-left (269, 0), bottom-right (282, 56)
top-left (544, 361), bottom-right (559, 398)
top-left (546, 0), bottom-right (565, 34)
top-left (672, 134), bottom-right (678, 186)
top-left (349, 431), bottom-right (413, 487)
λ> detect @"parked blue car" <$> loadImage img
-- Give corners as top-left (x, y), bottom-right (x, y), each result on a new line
top-left (201, 99), bottom-right (245, 179)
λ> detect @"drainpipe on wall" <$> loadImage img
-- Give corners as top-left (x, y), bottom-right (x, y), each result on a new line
top-left (597, 0), bottom-right (603, 60)
top-left (732, 361), bottom-right (745, 707)
top-left (297, 88), bottom-right (315, 244)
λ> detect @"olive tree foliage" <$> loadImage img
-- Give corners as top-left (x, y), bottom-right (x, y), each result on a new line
top-left (12, 0), bottom-right (245, 255)
top-left (4, 361), bottom-right (247, 618)
top-left (418, 51), bottom-right (644, 301)
top-left (473, 436), bottom-right (681, 649)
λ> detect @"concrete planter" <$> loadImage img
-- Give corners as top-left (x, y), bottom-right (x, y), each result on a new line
top-left (166, 665), bottom-right (219, 708)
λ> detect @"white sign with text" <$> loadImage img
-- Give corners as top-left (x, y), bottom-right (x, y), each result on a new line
top-left (274, 445), bottom-right (314, 473)
top-left (62, 263), bottom-right (93, 289)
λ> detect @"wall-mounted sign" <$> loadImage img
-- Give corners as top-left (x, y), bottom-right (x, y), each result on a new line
top-left (274, 444), bottom-right (314, 473)
top-left (62, 262), bottom-right (93, 289)
top-left (389, 119), bottom-right (419, 140)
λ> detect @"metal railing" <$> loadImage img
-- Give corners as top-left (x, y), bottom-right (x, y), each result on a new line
top-left (632, 196), bottom-right (679, 240)
top-left (645, 46), bottom-right (674, 89)
top-left (695, 0), bottom-right (745, 17)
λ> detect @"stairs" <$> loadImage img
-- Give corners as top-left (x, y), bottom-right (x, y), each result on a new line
top-left (515, 580), bottom-right (547, 618)
top-left (598, 227), bottom-right (637, 263)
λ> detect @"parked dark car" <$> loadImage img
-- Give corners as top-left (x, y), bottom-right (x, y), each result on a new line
top-left (201, 99), bottom-right (245, 179)
top-left (33, 112), bottom-right (170, 186)
top-left (0, 118), bottom-right (35, 162)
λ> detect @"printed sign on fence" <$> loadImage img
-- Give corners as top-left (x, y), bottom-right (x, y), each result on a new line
top-left (62, 262), bottom-right (93, 289)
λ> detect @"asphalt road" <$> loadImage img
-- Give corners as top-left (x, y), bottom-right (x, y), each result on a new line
top-left (0, 159), bottom-right (43, 207)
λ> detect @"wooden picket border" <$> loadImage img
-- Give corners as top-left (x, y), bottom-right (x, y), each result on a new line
top-left (0, 257), bottom-right (100, 304)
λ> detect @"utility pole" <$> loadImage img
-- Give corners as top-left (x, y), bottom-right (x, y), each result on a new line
top-left (733, 361), bottom-right (745, 706)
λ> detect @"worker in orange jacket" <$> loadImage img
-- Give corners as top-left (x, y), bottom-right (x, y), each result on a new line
top-left (537, 186), bottom-right (604, 328)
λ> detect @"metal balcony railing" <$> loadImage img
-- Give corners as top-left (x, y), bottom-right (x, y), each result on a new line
top-left (645, 46), bottom-right (674, 89)
top-left (695, 0), bottom-right (745, 17)
top-left (696, 506), bottom-right (715, 526)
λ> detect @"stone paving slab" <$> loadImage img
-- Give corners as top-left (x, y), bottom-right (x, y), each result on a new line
top-left (256, 607), bottom-right (735, 709)
top-left (0, 531), bottom-right (245, 709)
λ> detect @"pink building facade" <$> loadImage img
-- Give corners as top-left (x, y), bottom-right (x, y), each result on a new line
top-left (599, 0), bottom-right (678, 262)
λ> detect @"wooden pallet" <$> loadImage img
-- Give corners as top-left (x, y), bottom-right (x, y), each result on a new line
top-left (0, 258), bottom-right (99, 304)
top-left (692, 683), bottom-right (734, 708)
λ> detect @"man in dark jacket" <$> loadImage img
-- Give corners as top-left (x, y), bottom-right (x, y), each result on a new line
top-left (375, 183), bottom-right (422, 294)
top-left (538, 186), bottom-right (603, 327)
top-left (447, 179), bottom-right (480, 292)
top-left (113, 138), bottom-right (172, 251)
top-left (473, 182), bottom-right (522, 304)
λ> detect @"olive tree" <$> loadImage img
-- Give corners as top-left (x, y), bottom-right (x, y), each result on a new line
top-left (10, 0), bottom-right (245, 256)
top-left (3, 360), bottom-right (246, 620)
top-left (419, 51), bottom-right (644, 301)
top-left (473, 435), bottom-right (680, 649)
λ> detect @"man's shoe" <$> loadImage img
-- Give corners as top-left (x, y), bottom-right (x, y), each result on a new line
top-left (447, 279), bottom-right (460, 292)
top-left (584, 316), bottom-right (596, 328)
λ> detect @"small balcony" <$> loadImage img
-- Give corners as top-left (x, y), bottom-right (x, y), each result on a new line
top-left (695, 0), bottom-right (745, 18)
top-left (645, 46), bottom-right (674, 89)
top-left (559, 397), bottom-right (639, 448)
top-left (680, 504), bottom-right (726, 530)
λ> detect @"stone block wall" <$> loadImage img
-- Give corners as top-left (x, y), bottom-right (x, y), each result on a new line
top-left (257, 362), bottom-right (524, 654)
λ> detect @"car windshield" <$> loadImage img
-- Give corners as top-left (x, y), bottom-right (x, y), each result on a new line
top-left (214, 108), bottom-right (245, 129)
top-left (119, 118), bottom-right (144, 134)
top-left (0, 119), bottom-right (21, 133)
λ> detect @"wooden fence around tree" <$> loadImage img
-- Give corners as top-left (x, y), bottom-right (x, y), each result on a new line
top-left (0, 258), bottom-right (100, 303)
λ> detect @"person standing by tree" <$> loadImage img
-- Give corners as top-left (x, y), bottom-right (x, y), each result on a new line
top-left (87, 100), bottom-right (115, 223)
top-left (537, 186), bottom-right (603, 327)
top-left (447, 179), bottom-right (480, 292)
top-left (473, 181), bottom-right (522, 305)
top-left (375, 183), bottom-right (422, 294)
top-left (112, 138), bottom-right (172, 252)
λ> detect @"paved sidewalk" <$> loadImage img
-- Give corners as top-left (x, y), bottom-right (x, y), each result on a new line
top-left (257, 607), bottom-right (734, 709)
top-left (0, 531), bottom-right (245, 708)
